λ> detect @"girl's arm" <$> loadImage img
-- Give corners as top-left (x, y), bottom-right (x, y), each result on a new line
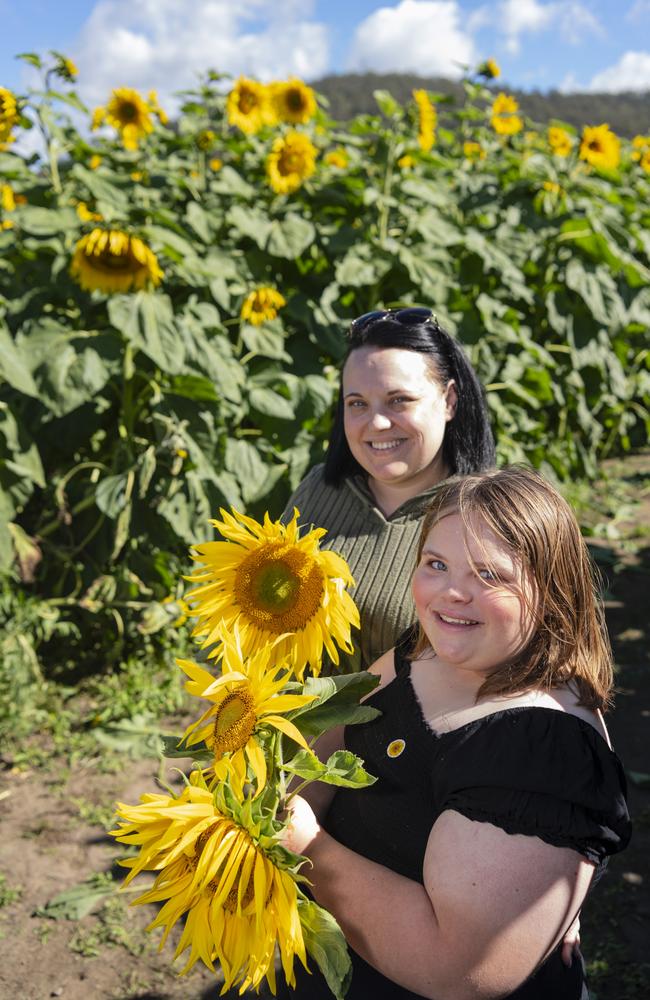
top-left (285, 799), bottom-right (594, 1000)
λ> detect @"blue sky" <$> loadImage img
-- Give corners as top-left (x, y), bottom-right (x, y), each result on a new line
top-left (2, 0), bottom-right (650, 105)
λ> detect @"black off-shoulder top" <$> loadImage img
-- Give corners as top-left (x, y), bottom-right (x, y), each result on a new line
top-left (279, 634), bottom-right (631, 1000)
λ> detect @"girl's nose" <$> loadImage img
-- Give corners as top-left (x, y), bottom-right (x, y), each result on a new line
top-left (369, 409), bottom-right (392, 429)
top-left (441, 578), bottom-right (472, 603)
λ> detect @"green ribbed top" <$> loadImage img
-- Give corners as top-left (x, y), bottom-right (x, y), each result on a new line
top-left (283, 464), bottom-right (441, 671)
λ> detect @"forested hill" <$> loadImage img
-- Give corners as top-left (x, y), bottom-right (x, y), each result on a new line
top-left (312, 72), bottom-right (650, 137)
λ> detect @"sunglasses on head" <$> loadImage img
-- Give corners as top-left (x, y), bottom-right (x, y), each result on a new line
top-left (348, 307), bottom-right (437, 336)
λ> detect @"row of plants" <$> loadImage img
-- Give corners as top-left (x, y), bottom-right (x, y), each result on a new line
top-left (0, 52), bottom-right (649, 722)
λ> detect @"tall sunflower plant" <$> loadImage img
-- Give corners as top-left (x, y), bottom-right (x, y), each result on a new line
top-left (111, 506), bottom-right (381, 997)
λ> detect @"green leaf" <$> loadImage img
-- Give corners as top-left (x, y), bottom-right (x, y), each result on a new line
top-left (266, 215), bottom-right (315, 259)
top-left (185, 201), bottom-right (212, 243)
top-left (14, 205), bottom-right (78, 236)
top-left (227, 205), bottom-right (272, 248)
top-left (0, 324), bottom-right (39, 397)
top-left (241, 322), bottom-right (291, 362)
top-left (36, 878), bottom-right (115, 921)
top-left (284, 748), bottom-right (377, 788)
top-left (92, 713), bottom-right (162, 757)
top-left (159, 734), bottom-right (214, 761)
top-left (299, 899), bottom-right (352, 1000)
top-left (373, 89), bottom-right (401, 117)
top-left (289, 672), bottom-right (382, 740)
top-left (108, 292), bottom-right (185, 374)
top-left (249, 386), bottom-right (295, 419)
top-left (95, 472), bottom-right (131, 517)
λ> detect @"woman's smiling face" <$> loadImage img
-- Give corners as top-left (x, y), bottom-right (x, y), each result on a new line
top-left (411, 511), bottom-right (536, 680)
top-left (342, 346), bottom-right (457, 496)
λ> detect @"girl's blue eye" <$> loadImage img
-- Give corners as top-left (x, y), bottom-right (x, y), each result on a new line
top-left (428, 559), bottom-right (446, 571)
top-left (478, 568), bottom-right (497, 581)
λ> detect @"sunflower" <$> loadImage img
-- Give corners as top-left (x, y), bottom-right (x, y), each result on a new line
top-left (147, 89), bottom-right (168, 125)
top-left (240, 286), bottom-right (286, 326)
top-left (397, 154), bottom-right (415, 170)
top-left (579, 123), bottom-right (620, 171)
top-left (0, 87), bottom-right (18, 147)
top-left (324, 148), bottom-right (349, 169)
top-left (631, 134), bottom-right (650, 171)
top-left (76, 201), bottom-right (103, 223)
top-left (54, 54), bottom-right (78, 82)
top-left (1, 184), bottom-right (16, 213)
top-left (185, 507), bottom-right (359, 680)
top-left (177, 634), bottom-right (316, 793)
top-left (413, 89), bottom-right (436, 152)
top-left (208, 156), bottom-right (223, 172)
top-left (463, 140), bottom-right (486, 161)
top-left (272, 79), bottom-right (317, 125)
top-left (548, 125), bottom-right (572, 157)
top-left (266, 130), bottom-right (317, 195)
top-left (111, 777), bottom-right (308, 991)
top-left (70, 228), bottom-right (163, 294)
top-left (639, 149), bottom-right (650, 174)
top-left (89, 154), bottom-right (102, 170)
top-left (92, 87), bottom-right (154, 151)
top-left (478, 57), bottom-right (500, 79)
top-left (490, 92), bottom-right (523, 136)
top-left (226, 77), bottom-right (273, 135)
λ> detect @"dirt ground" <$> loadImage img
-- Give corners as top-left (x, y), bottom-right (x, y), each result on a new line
top-left (1, 457), bottom-right (648, 1000)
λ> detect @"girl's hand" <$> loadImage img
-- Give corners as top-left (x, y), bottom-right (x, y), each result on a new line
top-left (282, 795), bottom-right (321, 855)
top-left (561, 914), bottom-right (581, 967)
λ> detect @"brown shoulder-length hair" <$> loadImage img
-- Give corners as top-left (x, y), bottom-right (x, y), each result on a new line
top-left (412, 465), bottom-right (613, 710)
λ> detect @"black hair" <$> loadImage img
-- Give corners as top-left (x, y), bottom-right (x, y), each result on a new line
top-left (323, 313), bottom-right (496, 486)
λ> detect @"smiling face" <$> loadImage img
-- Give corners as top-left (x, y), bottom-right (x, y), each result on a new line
top-left (411, 511), bottom-right (536, 681)
top-left (342, 346), bottom-right (457, 500)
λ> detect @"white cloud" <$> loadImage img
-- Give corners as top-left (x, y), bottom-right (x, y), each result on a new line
top-left (499, 0), bottom-right (602, 55)
top-left (584, 50), bottom-right (650, 91)
top-left (346, 1), bottom-right (477, 77)
top-left (70, 0), bottom-right (330, 109)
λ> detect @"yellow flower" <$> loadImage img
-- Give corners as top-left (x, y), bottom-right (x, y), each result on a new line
top-left (397, 154), bottom-right (415, 169)
top-left (324, 148), bottom-right (349, 169)
top-left (208, 156), bottom-right (223, 172)
top-left (543, 180), bottom-right (561, 194)
top-left (147, 90), bottom-right (168, 125)
top-left (240, 286), bottom-right (286, 326)
top-left (89, 154), bottom-right (102, 170)
top-left (272, 79), bottom-right (317, 125)
top-left (111, 778), bottom-right (308, 990)
top-left (479, 58), bottom-right (500, 79)
top-left (162, 594), bottom-right (190, 627)
top-left (1, 184), bottom-right (16, 213)
top-left (130, 170), bottom-right (143, 182)
top-left (631, 134), bottom-right (650, 162)
top-left (490, 92), bottom-right (523, 136)
top-left (579, 123), bottom-right (620, 171)
top-left (413, 89), bottom-right (436, 152)
top-left (70, 228), bottom-right (163, 294)
top-left (1, 220), bottom-right (13, 230)
top-left (177, 634), bottom-right (316, 793)
top-left (548, 126), bottom-right (573, 157)
top-left (227, 77), bottom-right (273, 135)
top-left (639, 149), bottom-right (650, 173)
top-left (463, 140), bottom-right (486, 161)
top-left (185, 507), bottom-right (359, 680)
top-left (266, 130), bottom-right (317, 195)
top-left (76, 201), bottom-right (103, 223)
top-left (0, 87), bottom-right (18, 147)
top-left (54, 54), bottom-right (78, 81)
top-left (196, 128), bottom-right (216, 151)
top-left (94, 88), bottom-right (154, 151)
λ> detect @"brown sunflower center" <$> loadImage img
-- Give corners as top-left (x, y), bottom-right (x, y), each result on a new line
top-left (234, 542), bottom-right (325, 633)
top-left (279, 151), bottom-right (303, 175)
top-left (118, 101), bottom-right (139, 123)
top-left (286, 89), bottom-right (306, 113)
top-left (212, 685), bottom-right (257, 755)
top-left (239, 90), bottom-right (258, 114)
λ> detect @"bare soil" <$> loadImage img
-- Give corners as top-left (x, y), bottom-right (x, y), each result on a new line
top-left (1, 457), bottom-right (648, 1000)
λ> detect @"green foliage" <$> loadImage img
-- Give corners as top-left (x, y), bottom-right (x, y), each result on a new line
top-left (1, 54), bottom-right (649, 695)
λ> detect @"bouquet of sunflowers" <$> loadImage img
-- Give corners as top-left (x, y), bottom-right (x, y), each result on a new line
top-left (110, 508), bottom-right (379, 998)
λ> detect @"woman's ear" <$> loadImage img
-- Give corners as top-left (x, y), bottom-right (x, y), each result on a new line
top-left (445, 380), bottom-right (458, 420)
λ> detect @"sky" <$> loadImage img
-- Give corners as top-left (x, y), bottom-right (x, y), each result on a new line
top-left (2, 0), bottom-right (650, 109)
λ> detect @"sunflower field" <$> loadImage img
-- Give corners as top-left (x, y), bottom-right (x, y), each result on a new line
top-left (1, 53), bottom-right (649, 724)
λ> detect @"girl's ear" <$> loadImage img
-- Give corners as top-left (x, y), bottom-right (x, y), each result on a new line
top-left (445, 380), bottom-right (458, 421)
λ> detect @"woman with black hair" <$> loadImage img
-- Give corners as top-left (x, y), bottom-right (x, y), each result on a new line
top-left (283, 307), bottom-right (496, 671)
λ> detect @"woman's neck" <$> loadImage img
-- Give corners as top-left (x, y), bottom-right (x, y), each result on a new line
top-left (368, 466), bottom-right (448, 517)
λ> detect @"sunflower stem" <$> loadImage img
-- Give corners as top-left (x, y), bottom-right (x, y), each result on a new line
top-left (48, 139), bottom-right (62, 195)
top-left (378, 133), bottom-right (397, 247)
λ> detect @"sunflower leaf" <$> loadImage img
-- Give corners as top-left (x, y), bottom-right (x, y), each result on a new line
top-left (160, 734), bottom-right (213, 761)
top-left (284, 748), bottom-right (376, 788)
top-left (299, 899), bottom-right (352, 1000)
